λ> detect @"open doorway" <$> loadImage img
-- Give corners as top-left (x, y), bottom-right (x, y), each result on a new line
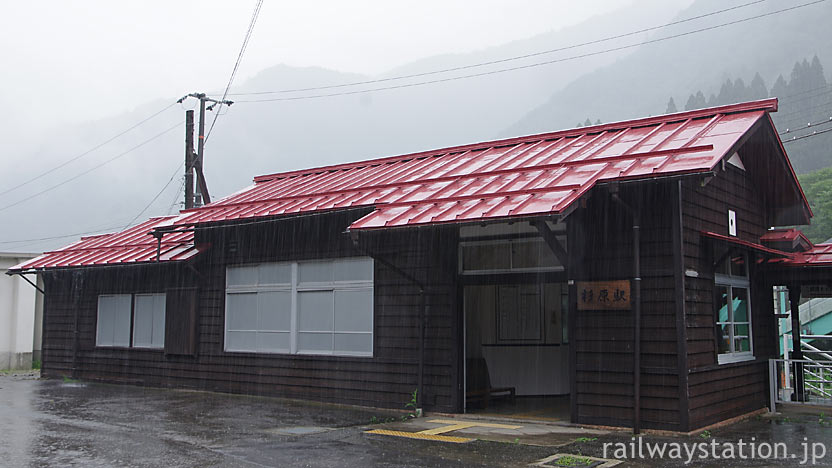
top-left (464, 282), bottom-right (570, 421)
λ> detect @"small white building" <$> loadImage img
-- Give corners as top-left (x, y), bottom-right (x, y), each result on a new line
top-left (1, 252), bottom-right (43, 369)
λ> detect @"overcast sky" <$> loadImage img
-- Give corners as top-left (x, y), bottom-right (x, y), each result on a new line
top-left (1, 0), bottom-right (646, 131)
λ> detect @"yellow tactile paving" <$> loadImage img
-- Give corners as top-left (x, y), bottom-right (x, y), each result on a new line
top-left (418, 422), bottom-right (478, 435)
top-left (365, 429), bottom-right (473, 443)
top-left (425, 419), bottom-right (523, 430)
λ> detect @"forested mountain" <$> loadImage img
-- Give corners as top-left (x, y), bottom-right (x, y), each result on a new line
top-left (507, 0), bottom-right (832, 168)
top-left (675, 56), bottom-right (831, 173)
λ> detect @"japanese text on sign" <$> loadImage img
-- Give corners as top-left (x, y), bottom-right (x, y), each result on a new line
top-left (577, 280), bottom-right (631, 310)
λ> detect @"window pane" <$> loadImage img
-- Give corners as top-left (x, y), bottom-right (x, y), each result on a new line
top-left (715, 286), bottom-right (730, 323)
top-left (735, 337), bottom-right (751, 352)
top-left (97, 297), bottom-right (116, 346)
top-left (259, 263), bottom-right (291, 285)
top-left (732, 288), bottom-right (749, 323)
top-left (98, 294), bottom-right (132, 347)
top-left (152, 294), bottom-right (166, 347)
top-left (256, 332), bottom-right (290, 353)
top-left (334, 333), bottom-right (372, 354)
top-left (133, 295), bottom-right (155, 347)
top-left (227, 293), bottom-right (258, 330)
top-left (333, 258), bottom-right (373, 282)
top-left (258, 291), bottom-right (291, 331)
top-left (717, 324), bottom-right (731, 354)
top-left (298, 332), bottom-right (333, 352)
top-left (226, 330), bottom-right (256, 352)
top-left (462, 243), bottom-right (511, 271)
top-left (298, 291), bottom-right (334, 331)
top-left (512, 239), bottom-right (558, 269)
top-left (734, 323), bottom-right (750, 339)
top-left (299, 261), bottom-right (333, 283)
top-left (228, 266), bottom-right (258, 287)
top-left (334, 289), bottom-right (373, 332)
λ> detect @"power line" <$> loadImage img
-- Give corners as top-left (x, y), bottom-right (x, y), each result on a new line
top-left (779, 116), bottom-right (832, 135)
top-left (229, 0), bottom-right (770, 97)
top-left (204, 0), bottom-right (263, 144)
top-left (167, 177), bottom-right (186, 215)
top-left (0, 121), bottom-right (183, 214)
top-left (0, 102), bottom-right (178, 198)
top-left (0, 221), bottom-right (134, 246)
top-left (235, 0), bottom-right (828, 104)
top-left (124, 162), bottom-right (185, 229)
top-left (782, 126), bottom-right (832, 143)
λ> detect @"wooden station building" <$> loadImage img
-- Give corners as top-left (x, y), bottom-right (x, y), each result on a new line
top-left (9, 98), bottom-right (832, 433)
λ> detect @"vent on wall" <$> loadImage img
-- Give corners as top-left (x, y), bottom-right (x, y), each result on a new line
top-left (728, 210), bottom-right (737, 236)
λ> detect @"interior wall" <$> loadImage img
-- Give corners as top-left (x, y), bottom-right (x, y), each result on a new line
top-left (465, 283), bottom-right (569, 396)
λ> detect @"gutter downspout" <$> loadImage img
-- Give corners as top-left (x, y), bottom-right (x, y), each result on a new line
top-left (612, 193), bottom-right (642, 434)
top-left (350, 233), bottom-right (427, 411)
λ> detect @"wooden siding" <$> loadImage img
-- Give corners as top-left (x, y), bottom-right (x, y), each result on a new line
top-left (40, 210), bottom-right (461, 413)
top-left (569, 183), bottom-right (682, 431)
top-left (682, 160), bottom-right (778, 430)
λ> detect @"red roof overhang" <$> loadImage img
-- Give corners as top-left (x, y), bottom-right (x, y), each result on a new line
top-left (701, 231), bottom-right (794, 259)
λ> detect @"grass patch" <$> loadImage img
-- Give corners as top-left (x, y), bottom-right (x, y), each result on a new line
top-left (553, 455), bottom-right (596, 466)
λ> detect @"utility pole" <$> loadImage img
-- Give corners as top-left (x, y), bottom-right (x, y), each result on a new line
top-left (177, 93), bottom-right (233, 208)
top-left (184, 110), bottom-right (195, 209)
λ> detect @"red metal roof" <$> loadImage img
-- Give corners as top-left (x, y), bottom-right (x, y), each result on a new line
top-left (168, 99), bottom-right (782, 231)
top-left (9, 216), bottom-right (200, 272)
top-left (11, 98), bottom-right (810, 272)
top-left (761, 228), bottom-right (813, 252)
top-left (701, 231), bottom-right (794, 258)
top-left (786, 244), bottom-right (832, 267)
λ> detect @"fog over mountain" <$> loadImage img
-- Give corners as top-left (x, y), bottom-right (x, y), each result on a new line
top-left (3, 0), bottom-right (830, 254)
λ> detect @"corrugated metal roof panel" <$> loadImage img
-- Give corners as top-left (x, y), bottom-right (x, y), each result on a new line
top-left (166, 102), bottom-right (779, 231)
top-left (9, 216), bottom-right (200, 272)
top-left (14, 98), bottom-right (809, 270)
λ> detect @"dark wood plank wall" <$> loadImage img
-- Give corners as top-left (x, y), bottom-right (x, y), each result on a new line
top-left (570, 183), bottom-right (682, 431)
top-left (40, 211), bottom-right (461, 413)
top-left (681, 160), bottom-right (778, 429)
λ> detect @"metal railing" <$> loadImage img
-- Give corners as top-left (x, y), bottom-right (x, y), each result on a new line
top-left (770, 335), bottom-right (832, 412)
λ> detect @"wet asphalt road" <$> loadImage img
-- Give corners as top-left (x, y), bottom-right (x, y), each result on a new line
top-left (2, 373), bottom-right (832, 467)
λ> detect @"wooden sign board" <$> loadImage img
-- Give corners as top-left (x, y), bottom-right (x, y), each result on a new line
top-left (577, 280), bottom-right (631, 310)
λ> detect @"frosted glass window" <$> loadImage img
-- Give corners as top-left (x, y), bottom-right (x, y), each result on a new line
top-left (333, 258), bottom-right (373, 282)
top-left (298, 332), bottom-right (333, 352)
top-left (334, 289), bottom-right (373, 332)
top-left (227, 265), bottom-right (258, 287)
top-left (226, 293), bottom-right (258, 331)
top-left (299, 261), bottom-right (333, 283)
top-left (133, 293), bottom-right (166, 349)
top-left (258, 291), bottom-right (291, 331)
top-left (259, 263), bottom-right (291, 285)
top-left (97, 294), bottom-right (132, 347)
top-left (225, 257), bottom-right (374, 356)
top-left (334, 333), bottom-right (372, 354)
top-left (257, 332), bottom-right (290, 353)
top-left (298, 291), bottom-right (334, 331)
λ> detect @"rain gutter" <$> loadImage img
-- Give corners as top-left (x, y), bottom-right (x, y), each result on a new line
top-left (350, 232), bottom-right (427, 411)
top-left (611, 192), bottom-right (642, 435)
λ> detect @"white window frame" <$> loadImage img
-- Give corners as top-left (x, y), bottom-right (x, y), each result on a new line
top-left (715, 253), bottom-right (754, 364)
top-left (224, 258), bottom-right (374, 357)
top-left (459, 237), bottom-right (565, 275)
top-left (96, 293), bottom-right (166, 349)
top-left (132, 293), bottom-right (167, 349)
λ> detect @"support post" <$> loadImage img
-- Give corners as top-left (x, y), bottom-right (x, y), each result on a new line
top-left (789, 285), bottom-right (805, 402)
top-left (195, 94), bottom-right (206, 207)
top-left (184, 110), bottom-right (195, 210)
